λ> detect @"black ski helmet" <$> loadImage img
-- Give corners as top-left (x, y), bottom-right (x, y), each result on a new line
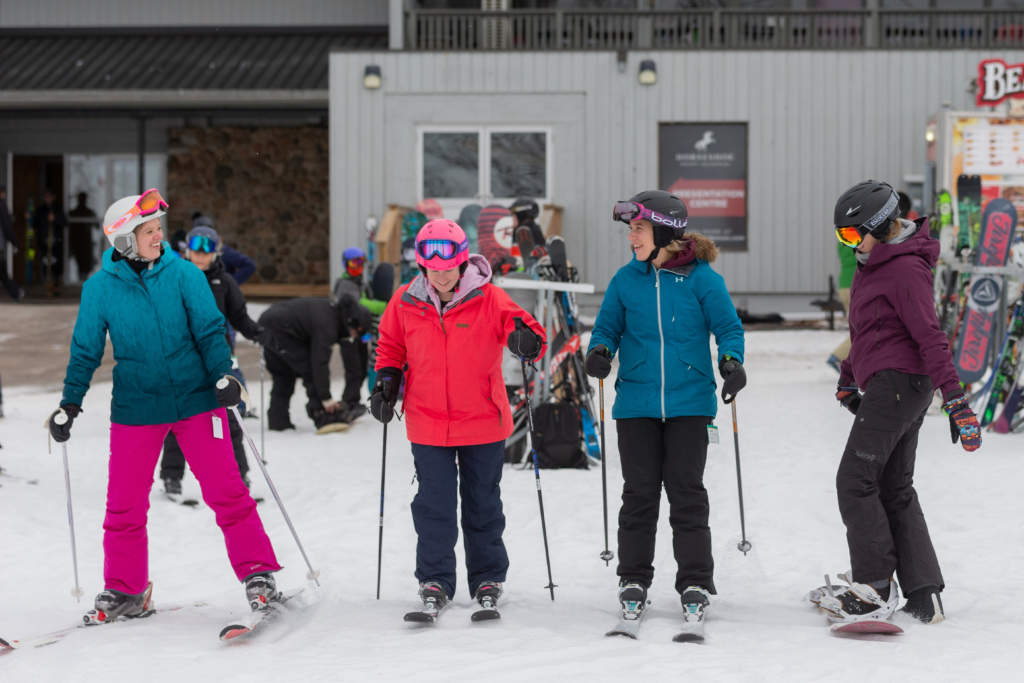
top-left (623, 190), bottom-right (688, 248)
top-left (833, 180), bottom-right (900, 240)
top-left (509, 197), bottom-right (539, 222)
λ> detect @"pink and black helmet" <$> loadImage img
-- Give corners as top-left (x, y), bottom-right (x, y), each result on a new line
top-left (414, 219), bottom-right (469, 270)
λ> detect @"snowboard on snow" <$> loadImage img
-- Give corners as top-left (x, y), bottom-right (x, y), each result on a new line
top-left (953, 198), bottom-right (1018, 384)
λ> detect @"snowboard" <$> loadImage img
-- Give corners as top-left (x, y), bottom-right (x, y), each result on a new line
top-left (956, 175), bottom-right (982, 256)
top-left (953, 198), bottom-right (1017, 384)
top-left (400, 210), bottom-right (428, 284)
top-left (457, 203), bottom-right (482, 253)
top-left (477, 205), bottom-right (516, 275)
top-left (415, 198), bottom-right (444, 221)
top-left (829, 619), bottom-right (903, 635)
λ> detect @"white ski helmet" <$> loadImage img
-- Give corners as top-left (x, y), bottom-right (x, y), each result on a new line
top-left (102, 189), bottom-right (168, 258)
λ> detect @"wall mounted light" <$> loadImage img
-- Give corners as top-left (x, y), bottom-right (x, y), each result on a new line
top-left (638, 59), bottom-right (657, 86)
top-left (363, 64), bottom-right (382, 90)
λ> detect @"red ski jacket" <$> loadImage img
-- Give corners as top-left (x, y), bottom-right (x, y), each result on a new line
top-left (375, 255), bottom-right (546, 447)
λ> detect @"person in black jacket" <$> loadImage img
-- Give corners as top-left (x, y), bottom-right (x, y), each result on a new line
top-left (259, 295), bottom-right (371, 435)
top-left (0, 187), bottom-right (23, 300)
top-left (158, 225), bottom-right (267, 494)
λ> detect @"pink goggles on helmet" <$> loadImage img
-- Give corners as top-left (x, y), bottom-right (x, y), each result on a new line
top-left (416, 238), bottom-right (468, 261)
top-left (612, 200), bottom-right (687, 230)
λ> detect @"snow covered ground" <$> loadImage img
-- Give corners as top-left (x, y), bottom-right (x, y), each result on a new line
top-left (1, 328), bottom-right (1022, 683)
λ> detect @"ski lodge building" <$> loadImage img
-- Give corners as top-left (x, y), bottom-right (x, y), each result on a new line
top-left (1, 1), bottom-right (1022, 311)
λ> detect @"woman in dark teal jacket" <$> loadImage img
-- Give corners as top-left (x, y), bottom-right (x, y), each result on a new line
top-left (585, 190), bottom-right (745, 636)
top-left (48, 190), bottom-right (281, 623)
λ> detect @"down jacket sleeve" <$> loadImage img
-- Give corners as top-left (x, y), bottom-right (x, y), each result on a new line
top-left (62, 280), bottom-right (109, 408)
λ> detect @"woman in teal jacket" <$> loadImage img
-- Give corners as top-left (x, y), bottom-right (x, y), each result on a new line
top-left (585, 190), bottom-right (745, 635)
top-left (48, 190), bottom-right (281, 623)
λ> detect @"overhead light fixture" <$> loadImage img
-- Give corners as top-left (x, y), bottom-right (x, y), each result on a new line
top-left (363, 64), bottom-right (382, 90)
top-left (638, 59), bottom-right (657, 86)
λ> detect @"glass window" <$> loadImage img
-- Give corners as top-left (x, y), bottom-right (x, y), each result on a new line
top-left (489, 131), bottom-right (546, 199)
top-left (423, 132), bottom-right (479, 199)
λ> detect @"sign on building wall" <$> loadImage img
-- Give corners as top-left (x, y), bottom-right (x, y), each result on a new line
top-left (659, 122), bottom-right (748, 251)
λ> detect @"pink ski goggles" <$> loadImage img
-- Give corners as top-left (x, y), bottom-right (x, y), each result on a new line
top-left (612, 201), bottom-right (687, 230)
top-left (416, 238), bottom-right (467, 261)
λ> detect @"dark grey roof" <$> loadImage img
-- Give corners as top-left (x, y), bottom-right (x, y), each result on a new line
top-left (0, 27), bottom-right (387, 91)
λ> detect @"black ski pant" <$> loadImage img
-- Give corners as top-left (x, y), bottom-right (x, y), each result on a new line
top-left (410, 441), bottom-right (509, 600)
top-left (338, 337), bottom-right (368, 405)
top-left (836, 370), bottom-right (943, 595)
top-left (264, 346), bottom-right (321, 429)
top-left (616, 416), bottom-right (715, 595)
top-left (159, 407), bottom-right (248, 481)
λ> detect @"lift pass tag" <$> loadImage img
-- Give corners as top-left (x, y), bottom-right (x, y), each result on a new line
top-left (707, 424), bottom-right (719, 445)
top-left (212, 415), bottom-right (224, 440)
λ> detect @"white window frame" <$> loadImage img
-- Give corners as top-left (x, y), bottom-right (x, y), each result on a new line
top-left (416, 125), bottom-right (552, 218)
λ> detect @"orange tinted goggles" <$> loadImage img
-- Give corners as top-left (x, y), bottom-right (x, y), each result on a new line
top-left (835, 225), bottom-right (864, 248)
top-left (104, 188), bottom-right (169, 236)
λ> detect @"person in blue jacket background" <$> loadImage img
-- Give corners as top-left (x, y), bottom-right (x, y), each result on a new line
top-left (48, 189), bottom-right (281, 623)
top-left (585, 190), bottom-right (746, 631)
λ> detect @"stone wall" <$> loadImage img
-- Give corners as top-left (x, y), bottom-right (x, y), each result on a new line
top-left (166, 125), bottom-right (329, 284)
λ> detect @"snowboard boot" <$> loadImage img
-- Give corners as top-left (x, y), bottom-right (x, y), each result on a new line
top-left (473, 581), bottom-right (503, 610)
top-left (343, 401), bottom-right (367, 423)
top-left (90, 585), bottom-right (153, 623)
top-left (617, 581), bottom-right (648, 620)
top-left (245, 572), bottom-right (281, 611)
top-left (163, 478), bottom-right (182, 496)
top-left (313, 409), bottom-right (350, 435)
top-left (900, 585), bottom-right (944, 624)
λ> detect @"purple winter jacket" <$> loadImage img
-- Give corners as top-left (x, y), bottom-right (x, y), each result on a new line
top-left (839, 218), bottom-right (962, 401)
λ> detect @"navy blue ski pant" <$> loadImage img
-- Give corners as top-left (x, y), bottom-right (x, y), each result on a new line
top-left (410, 441), bottom-right (509, 599)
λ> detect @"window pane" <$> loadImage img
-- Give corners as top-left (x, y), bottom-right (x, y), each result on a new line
top-left (423, 132), bottom-right (479, 198)
top-left (490, 132), bottom-right (546, 198)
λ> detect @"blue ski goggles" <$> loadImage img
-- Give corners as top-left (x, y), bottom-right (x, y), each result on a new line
top-left (187, 234), bottom-right (218, 253)
top-left (416, 238), bottom-right (467, 261)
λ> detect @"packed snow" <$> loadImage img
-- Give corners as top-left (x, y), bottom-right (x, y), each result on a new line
top-left (1, 327), bottom-right (1021, 683)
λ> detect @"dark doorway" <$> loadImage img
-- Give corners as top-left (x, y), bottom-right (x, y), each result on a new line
top-left (11, 155), bottom-right (64, 292)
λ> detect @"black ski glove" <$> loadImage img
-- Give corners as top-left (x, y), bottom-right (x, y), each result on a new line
top-left (215, 375), bottom-right (249, 408)
top-left (719, 356), bottom-right (747, 403)
top-left (507, 318), bottom-right (543, 361)
top-left (48, 404), bottom-right (80, 443)
top-left (370, 367), bottom-right (402, 424)
top-left (585, 345), bottom-right (612, 379)
top-left (836, 385), bottom-right (861, 415)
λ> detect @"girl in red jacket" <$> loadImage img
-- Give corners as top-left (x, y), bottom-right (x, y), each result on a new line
top-left (370, 219), bottom-right (546, 618)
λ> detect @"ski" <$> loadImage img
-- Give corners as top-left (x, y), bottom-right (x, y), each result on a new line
top-left (980, 298), bottom-right (1024, 425)
top-left (403, 604), bottom-right (446, 624)
top-left (470, 606), bottom-right (501, 622)
top-left (0, 466), bottom-right (40, 485)
top-left (673, 599), bottom-right (707, 643)
top-left (672, 627), bottom-right (705, 643)
top-left (219, 587), bottom-right (305, 642)
top-left (606, 590), bottom-right (648, 639)
top-left (829, 618), bottom-right (903, 635)
top-left (165, 492), bottom-right (200, 507)
top-left (606, 615), bottom-right (645, 639)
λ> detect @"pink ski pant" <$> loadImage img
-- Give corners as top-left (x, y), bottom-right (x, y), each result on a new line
top-left (105, 408), bottom-right (280, 594)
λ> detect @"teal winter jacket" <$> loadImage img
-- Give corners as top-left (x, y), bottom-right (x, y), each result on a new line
top-left (587, 233), bottom-right (745, 420)
top-left (61, 243), bottom-right (232, 425)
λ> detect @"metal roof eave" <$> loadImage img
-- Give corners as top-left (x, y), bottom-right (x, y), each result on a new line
top-left (0, 89), bottom-right (328, 109)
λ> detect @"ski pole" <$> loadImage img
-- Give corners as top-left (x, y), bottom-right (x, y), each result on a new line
top-left (730, 400), bottom-right (752, 555)
top-left (53, 415), bottom-right (84, 602)
top-left (258, 350), bottom-right (267, 464)
top-left (519, 352), bottom-right (557, 600)
top-left (598, 379), bottom-right (613, 565)
top-left (226, 402), bottom-right (321, 586)
top-left (376, 422), bottom-right (387, 600)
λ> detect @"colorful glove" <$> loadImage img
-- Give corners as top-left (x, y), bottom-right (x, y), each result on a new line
top-left (48, 404), bottom-right (80, 443)
top-left (836, 385), bottom-right (861, 415)
top-left (719, 356), bottom-right (746, 403)
top-left (370, 367), bottom-right (402, 424)
top-left (942, 395), bottom-right (981, 452)
top-left (507, 318), bottom-right (543, 361)
top-left (585, 345), bottom-right (612, 379)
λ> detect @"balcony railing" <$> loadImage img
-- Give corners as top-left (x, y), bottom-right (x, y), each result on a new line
top-left (404, 9), bottom-right (1024, 51)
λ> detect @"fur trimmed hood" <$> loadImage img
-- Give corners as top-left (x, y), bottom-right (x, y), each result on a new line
top-left (662, 232), bottom-right (719, 270)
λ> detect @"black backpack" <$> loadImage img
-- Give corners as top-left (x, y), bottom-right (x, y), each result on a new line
top-left (530, 401), bottom-right (588, 469)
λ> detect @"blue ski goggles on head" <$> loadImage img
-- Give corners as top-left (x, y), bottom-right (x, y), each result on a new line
top-left (188, 234), bottom-right (218, 253)
top-left (416, 238), bottom-right (467, 261)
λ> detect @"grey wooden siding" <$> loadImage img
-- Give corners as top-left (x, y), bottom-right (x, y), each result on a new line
top-left (329, 49), bottom-right (1024, 295)
top-left (0, 0), bottom-right (387, 27)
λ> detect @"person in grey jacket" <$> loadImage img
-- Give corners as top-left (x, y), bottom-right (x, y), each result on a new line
top-left (824, 180), bottom-right (981, 626)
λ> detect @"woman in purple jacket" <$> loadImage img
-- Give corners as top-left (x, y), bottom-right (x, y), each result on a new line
top-left (823, 180), bottom-right (981, 625)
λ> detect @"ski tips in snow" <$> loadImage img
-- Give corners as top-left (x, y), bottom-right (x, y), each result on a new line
top-left (830, 619), bottom-right (903, 635)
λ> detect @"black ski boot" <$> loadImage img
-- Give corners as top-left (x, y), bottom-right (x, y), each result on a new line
top-left (245, 572), bottom-right (281, 611)
top-left (900, 586), bottom-right (944, 624)
top-left (471, 581), bottom-right (503, 621)
top-left (86, 584), bottom-right (153, 624)
top-left (404, 581), bottom-right (450, 623)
